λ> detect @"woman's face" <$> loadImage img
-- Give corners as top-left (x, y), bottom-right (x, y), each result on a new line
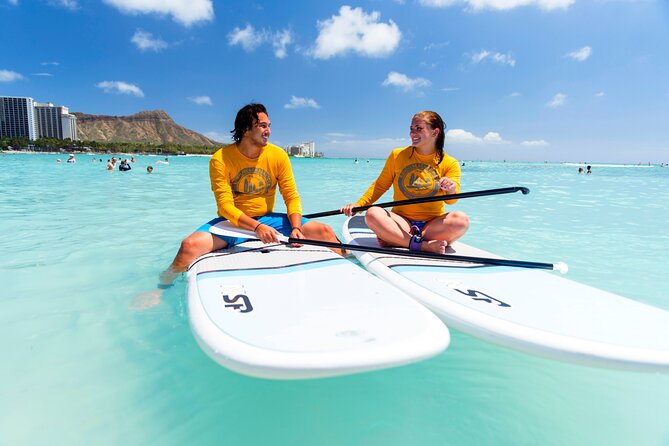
top-left (409, 117), bottom-right (438, 151)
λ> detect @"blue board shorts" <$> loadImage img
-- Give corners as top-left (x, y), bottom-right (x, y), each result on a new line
top-left (407, 219), bottom-right (428, 232)
top-left (197, 212), bottom-right (309, 248)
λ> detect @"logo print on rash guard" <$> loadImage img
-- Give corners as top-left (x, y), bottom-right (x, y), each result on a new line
top-left (232, 167), bottom-right (272, 196)
top-left (398, 163), bottom-right (440, 198)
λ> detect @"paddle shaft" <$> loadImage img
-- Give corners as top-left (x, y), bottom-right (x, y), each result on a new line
top-left (303, 186), bottom-right (530, 219)
top-left (284, 236), bottom-right (559, 271)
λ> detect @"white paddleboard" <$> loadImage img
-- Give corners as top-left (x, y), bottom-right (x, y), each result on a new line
top-left (187, 222), bottom-right (450, 379)
top-left (343, 216), bottom-right (669, 372)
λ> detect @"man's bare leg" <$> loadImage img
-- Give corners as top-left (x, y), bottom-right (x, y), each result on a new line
top-left (131, 232), bottom-right (227, 310)
top-left (301, 221), bottom-right (345, 256)
top-left (160, 231), bottom-right (228, 285)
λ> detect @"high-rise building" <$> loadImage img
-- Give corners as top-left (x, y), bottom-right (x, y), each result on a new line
top-left (62, 113), bottom-right (77, 140)
top-left (0, 96), bottom-right (38, 140)
top-left (284, 141), bottom-right (316, 157)
top-left (35, 102), bottom-right (78, 140)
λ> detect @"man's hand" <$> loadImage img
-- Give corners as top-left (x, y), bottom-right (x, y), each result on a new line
top-left (254, 223), bottom-right (281, 243)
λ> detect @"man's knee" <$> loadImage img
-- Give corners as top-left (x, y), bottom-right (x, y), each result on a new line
top-left (305, 222), bottom-right (336, 240)
top-left (179, 232), bottom-right (209, 256)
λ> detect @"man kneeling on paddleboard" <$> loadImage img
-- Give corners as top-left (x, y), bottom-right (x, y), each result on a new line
top-left (159, 103), bottom-right (342, 287)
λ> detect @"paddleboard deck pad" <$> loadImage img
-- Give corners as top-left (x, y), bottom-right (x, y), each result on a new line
top-left (187, 234), bottom-right (449, 379)
top-left (343, 216), bottom-right (669, 372)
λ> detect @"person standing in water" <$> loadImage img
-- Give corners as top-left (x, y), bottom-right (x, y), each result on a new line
top-left (341, 110), bottom-right (469, 254)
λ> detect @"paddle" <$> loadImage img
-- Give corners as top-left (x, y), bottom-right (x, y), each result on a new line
top-left (303, 186), bottom-right (530, 219)
top-left (210, 221), bottom-right (568, 273)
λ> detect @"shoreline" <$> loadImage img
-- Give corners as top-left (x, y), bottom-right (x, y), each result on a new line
top-left (3, 150), bottom-right (665, 166)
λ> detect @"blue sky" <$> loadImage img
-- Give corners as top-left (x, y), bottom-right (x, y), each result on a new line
top-left (2, 0), bottom-right (668, 162)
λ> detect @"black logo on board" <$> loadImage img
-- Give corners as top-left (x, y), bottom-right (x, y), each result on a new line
top-left (454, 289), bottom-right (510, 308)
top-left (223, 294), bottom-right (254, 313)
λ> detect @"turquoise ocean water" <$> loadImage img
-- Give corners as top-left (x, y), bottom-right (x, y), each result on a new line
top-left (1, 153), bottom-right (668, 445)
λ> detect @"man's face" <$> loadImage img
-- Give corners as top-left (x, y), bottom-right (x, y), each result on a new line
top-left (245, 112), bottom-right (271, 147)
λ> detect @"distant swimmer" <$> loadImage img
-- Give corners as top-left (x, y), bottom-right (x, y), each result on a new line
top-left (156, 157), bottom-right (169, 164)
top-left (119, 159), bottom-right (132, 171)
top-left (147, 166), bottom-right (153, 173)
top-left (106, 157), bottom-right (117, 170)
top-left (578, 167), bottom-right (584, 174)
top-left (66, 154), bottom-right (76, 163)
top-left (56, 159), bottom-right (61, 164)
top-left (586, 165), bottom-right (592, 174)
top-left (130, 156), bottom-right (136, 163)
top-left (354, 158), bottom-right (359, 164)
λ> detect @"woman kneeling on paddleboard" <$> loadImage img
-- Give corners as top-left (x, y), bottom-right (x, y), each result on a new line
top-left (341, 111), bottom-right (469, 254)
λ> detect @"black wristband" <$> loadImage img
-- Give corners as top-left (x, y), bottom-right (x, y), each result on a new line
top-left (253, 222), bottom-right (262, 233)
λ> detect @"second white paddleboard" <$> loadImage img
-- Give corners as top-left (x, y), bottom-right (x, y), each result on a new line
top-left (343, 215), bottom-right (669, 372)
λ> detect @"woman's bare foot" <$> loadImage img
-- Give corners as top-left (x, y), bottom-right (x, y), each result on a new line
top-left (377, 237), bottom-right (392, 247)
top-left (421, 239), bottom-right (448, 254)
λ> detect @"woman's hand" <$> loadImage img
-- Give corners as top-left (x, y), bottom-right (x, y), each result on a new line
top-left (341, 203), bottom-right (358, 217)
top-left (438, 177), bottom-right (456, 194)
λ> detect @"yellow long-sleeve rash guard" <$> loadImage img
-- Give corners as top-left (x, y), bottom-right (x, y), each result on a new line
top-left (209, 143), bottom-right (302, 226)
top-left (356, 146), bottom-right (462, 221)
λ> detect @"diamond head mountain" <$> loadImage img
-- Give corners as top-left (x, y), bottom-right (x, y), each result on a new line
top-left (72, 110), bottom-right (220, 147)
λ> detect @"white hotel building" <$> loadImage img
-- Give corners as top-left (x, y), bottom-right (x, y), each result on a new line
top-left (0, 96), bottom-right (77, 141)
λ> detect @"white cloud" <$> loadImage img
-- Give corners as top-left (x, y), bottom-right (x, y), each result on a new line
top-left (96, 81), bottom-right (144, 97)
top-left (419, 0), bottom-right (574, 11)
top-left (228, 24), bottom-right (264, 51)
top-left (189, 96), bottom-right (212, 106)
top-left (424, 42), bottom-right (450, 51)
top-left (284, 96), bottom-right (320, 109)
top-left (204, 131), bottom-right (230, 143)
top-left (228, 25), bottom-right (293, 59)
top-left (131, 30), bottom-right (168, 52)
top-left (8, 0), bottom-right (18, 5)
top-left (41, 61), bottom-right (60, 66)
top-left (32, 73), bottom-right (54, 77)
top-left (441, 87), bottom-right (460, 92)
top-left (566, 46), bottom-right (592, 61)
top-left (53, 0), bottom-right (77, 10)
top-left (103, 0), bottom-right (214, 27)
top-left (445, 129), bottom-right (509, 144)
top-left (521, 140), bottom-right (549, 147)
top-left (382, 71), bottom-right (431, 92)
top-left (0, 70), bottom-right (24, 82)
top-left (272, 29), bottom-right (293, 59)
top-left (595, 91), bottom-right (605, 97)
top-left (312, 6), bottom-right (401, 59)
top-left (547, 93), bottom-right (566, 108)
top-left (471, 50), bottom-right (516, 67)
top-left (483, 132), bottom-right (506, 143)
top-left (326, 132), bottom-right (355, 138)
